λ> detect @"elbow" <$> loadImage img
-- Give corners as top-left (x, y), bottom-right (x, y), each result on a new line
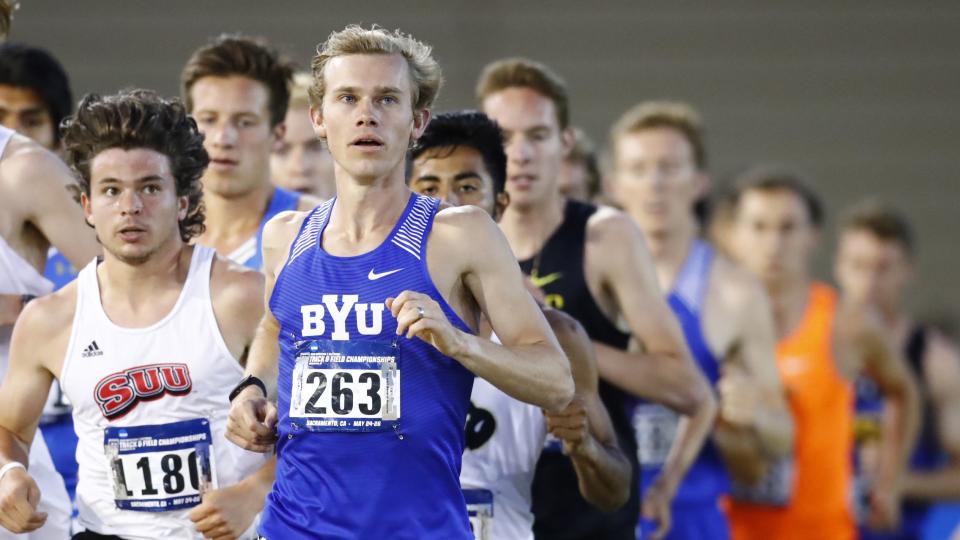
top-left (677, 373), bottom-right (717, 419)
top-left (589, 487), bottom-right (630, 514)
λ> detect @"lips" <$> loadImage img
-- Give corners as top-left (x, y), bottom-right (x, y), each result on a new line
top-left (350, 135), bottom-right (385, 149)
top-left (509, 174), bottom-right (537, 190)
top-left (209, 157), bottom-right (239, 169)
top-left (117, 225), bottom-right (147, 242)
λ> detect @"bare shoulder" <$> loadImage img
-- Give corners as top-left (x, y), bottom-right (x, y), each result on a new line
top-left (1, 138), bottom-right (76, 202)
top-left (924, 330), bottom-right (960, 393)
top-left (209, 253), bottom-right (265, 308)
top-left (12, 283), bottom-right (78, 366)
top-left (431, 204), bottom-right (502, 251)
top-left (710, 253), bottom-right (768, 310)
top-left (433, 203), bottom-right (496, 231)
top-left (296, 194), bottom-right (326, 211)
top-left (263, 210), bottom-right (310, 250)
top-left (585, 204), bottom-right (639, 244)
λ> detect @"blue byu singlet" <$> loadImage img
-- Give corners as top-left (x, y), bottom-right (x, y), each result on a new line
top-left (633, 240), bottom-right (730, 539)
top-left (229, 187), bottom-right (301, 270)
top-left (260, 194), bottom-right (475, 540)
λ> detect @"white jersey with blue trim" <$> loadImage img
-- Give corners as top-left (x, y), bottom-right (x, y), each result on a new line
top-left (0, 125), bottom-right (72, 540)
top-left (460, 333), bottom-right (546, 540)
top-left (60, 246), bottom-right (267, 539)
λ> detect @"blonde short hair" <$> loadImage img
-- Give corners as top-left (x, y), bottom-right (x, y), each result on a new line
top-left (289, 72), bottom-right (312, 110)
top-left (476, 58), bottom-right (569, 129)
top-left (611, 101), bottom-right (706, 169)
top-left (309, 25), bottom-right (442, 111)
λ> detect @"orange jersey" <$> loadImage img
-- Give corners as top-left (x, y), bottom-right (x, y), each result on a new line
top-left (726, 283), bottom-right (856, 540)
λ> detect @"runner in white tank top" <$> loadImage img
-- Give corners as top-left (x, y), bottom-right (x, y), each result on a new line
top-left (0, 125), bottom-right (75, 540)
top-left (60, 246), bottom-right (266, 538)
top-left (0, 91), bottom-right (273, 540)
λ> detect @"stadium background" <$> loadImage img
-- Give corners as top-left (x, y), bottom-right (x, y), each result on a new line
top-left (10, 0), bottom-right (960, 322)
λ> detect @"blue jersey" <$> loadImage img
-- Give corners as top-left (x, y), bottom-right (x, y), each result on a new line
top-left (260, 194), bottom-right (475, 540)
top-left (233, 187), bottom-right (301, 270)
top-left (632, 241), bottom-right (729, 512)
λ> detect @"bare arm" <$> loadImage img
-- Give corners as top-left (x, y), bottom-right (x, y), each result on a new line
top-left (225, 211), bottom-right (305, 452)
top-left (713, 268), bottom-right (794, 481)
top-left (0, 293), bottom-right (72, 533)
top-left (588, 211), bottom-right (717, 498)
top-left (189, 457), bottom-right (276, 538)
top-left (901, 334), bottom-right (960, 500)
top-left (394, 206), bottom-right (573, 412)
top-left (6, 141), bottom-right (99, 268)
top-left (210, 256), bottom-right (265, 364)
top-left (542, 309), bottom-right (630, 511)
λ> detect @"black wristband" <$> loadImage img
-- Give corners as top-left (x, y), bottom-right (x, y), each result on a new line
top-left (229, 375), bottom-right (267, 402)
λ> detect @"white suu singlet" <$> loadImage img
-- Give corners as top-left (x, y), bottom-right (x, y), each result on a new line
top-left (460, 334), bottom-right (547, 540)
top-left (60, 246), bottom-right (267, 539)
top-left (0, 125), bottom-right (72, 540)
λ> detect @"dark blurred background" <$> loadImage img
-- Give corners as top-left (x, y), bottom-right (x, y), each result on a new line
top-left (11, 0), bottom-right (960, 317)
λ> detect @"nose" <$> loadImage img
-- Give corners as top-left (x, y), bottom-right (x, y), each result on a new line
top-left (355, 97), bottom-right (380, 127)
top-left (505, 135), bottom-right (532, 166)
top-left (119, 189), bottom-right (143, 215)
top-left (207, 120), bottom-right (238, 148)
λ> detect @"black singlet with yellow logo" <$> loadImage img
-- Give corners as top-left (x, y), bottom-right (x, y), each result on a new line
top-left (519, 199), bottom-right (636, 540)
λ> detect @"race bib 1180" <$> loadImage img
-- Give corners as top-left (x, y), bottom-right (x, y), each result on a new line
top-left (289, 340), bottom-right (400, 433)
top-left (103, 418), bottom-right (215, 512)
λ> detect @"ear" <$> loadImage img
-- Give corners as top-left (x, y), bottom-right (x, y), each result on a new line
top-left (177, 194), bottom-right (189, 221)
top-left (81, 191), bottom-right (94, 227)
top-left (309, 105), bottom-right (326, 141)
top-left (560, 127), bottom-right (575, 159)
top-left (493, 191), bottom-right (511, 222)
top-left (693, 171), bottom-right (712, 199)
top-left (271, 122), bottom-right (286, 143)
top-left (410, 108), bottom-right (432, 144)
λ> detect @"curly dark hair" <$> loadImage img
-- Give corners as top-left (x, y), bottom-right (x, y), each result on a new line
top-left (62, 89), bottom-right (209, 242)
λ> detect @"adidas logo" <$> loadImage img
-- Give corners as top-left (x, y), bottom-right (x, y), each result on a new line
top-left (82, 340), bottom-right (104, 358)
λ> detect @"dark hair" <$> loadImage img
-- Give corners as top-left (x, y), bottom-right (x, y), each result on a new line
top-left (410, 110), bottom-right (506, 196)
top-left (732, 165), bottom-right (824, 227)
top-left (62, 90), bottom-right (209, 242)
top-left (476, 58), bottom-right (570, 129)
top-left (841, 199), bottom-right (916, 257)
top-left (0, 43), bottom-right (73, 143)
top-left (181, 34), bottom-right (294, 127)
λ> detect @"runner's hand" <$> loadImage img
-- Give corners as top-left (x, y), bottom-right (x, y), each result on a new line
top-left (189, 481), bottom-right (260, 540)
top-left (641, 476), bottom-right (674, 540)
top-left (544, 396), bottom-right (590, 456)
top-left (718, 364), bottom-right (759, 428)
top-left (226, 386), bottom-right (278, 453)
top-left (388, 291), bottom-right (466, 358)
top-left (0, 467), bottom-right (47, 533)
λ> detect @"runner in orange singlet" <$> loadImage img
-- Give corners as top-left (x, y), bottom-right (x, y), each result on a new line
top-left (722, 167), bottom-right (920, 540)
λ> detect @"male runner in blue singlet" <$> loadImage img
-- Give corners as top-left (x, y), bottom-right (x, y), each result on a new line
top-left (181, 35), bottom-right (321, 270)
top-left (225, 26), bottom-right (575, 540)
top-left (608, 101), bottom-right (793, 540)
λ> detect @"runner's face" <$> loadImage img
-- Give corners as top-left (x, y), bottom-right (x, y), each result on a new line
top-left (482, 87), bottom-right (567, 210)
top-left (612, 127), bottom-right (704, 237)
top-left (83, 148), bottom-right (187, 265)
top-left (411, 146), bottom-right (497, 216)
top-left (733, 189), bottom-right (817, 286)
top-left (0, 85), bottom-right (56, 150)
top-left (271, 103), bottom-right (336, 198)
top-left (191, 76), bottom-right (278, 198)
top-left (313, 53), bottom-right (427, 184)
top-left (835, 229), bottom-right (912, 308)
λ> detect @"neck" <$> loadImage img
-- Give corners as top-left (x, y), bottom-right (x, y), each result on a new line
top-left (98, 239), bottom-right (189, 304)
top-left (200, 179), bottom-right (273, 250)
top-left (498, 191), bottom-right (566, 261)
top-left (329, 165), bottom-right (410, 243)
top-left (765, 271), bottom-right (811, 338)
top-left (638, 214), bottom-right (698, 290)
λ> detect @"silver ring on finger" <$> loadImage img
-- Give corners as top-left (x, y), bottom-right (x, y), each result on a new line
top-left (416, 306), bottom-right (425, 320)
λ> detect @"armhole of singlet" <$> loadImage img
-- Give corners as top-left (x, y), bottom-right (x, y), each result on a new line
top-left (270, 200), bottom-right (333, 310)
top-left (414, 196), bottom-right (473, 334)
top-left (196, 247), bottom-right (238, 367)
top-left (58, 267), bottom-right (90, 388)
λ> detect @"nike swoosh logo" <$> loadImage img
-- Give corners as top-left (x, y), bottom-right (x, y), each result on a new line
top-left (530, 271), bottom-right (563, 289)
top-left (368, 268), bottom-right (403, 280)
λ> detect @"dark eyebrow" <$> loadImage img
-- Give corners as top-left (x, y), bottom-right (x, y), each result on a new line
top-left (413, 175), bottom-right (440, 183)
top-left (375, 86), bottom-right (403, 95)
top-left (453, 172), bottom-right (482, 182)
top-left (98, 175), bottom-right (166, 185)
